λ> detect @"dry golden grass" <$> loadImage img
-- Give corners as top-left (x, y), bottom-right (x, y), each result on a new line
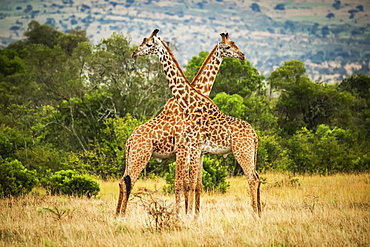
top-left (1, 173), bottom-right (369, 247)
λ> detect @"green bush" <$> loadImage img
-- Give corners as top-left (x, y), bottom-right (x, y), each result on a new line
top-left (257, 133), bottom-right (292, 172)
top-left (0, 157), bottom-right (38, 198)
top-left (42, 170), bottom-right (100, 198)
top-left (163, 156), bottom-right (230, 194)
top-left (287, 125), bottom-right (363, 174)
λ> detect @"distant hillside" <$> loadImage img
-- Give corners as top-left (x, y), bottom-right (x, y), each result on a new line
top-left (1, 0), bottom-right (369, 82)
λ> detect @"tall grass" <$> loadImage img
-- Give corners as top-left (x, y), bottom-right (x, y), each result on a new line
top-left (1, 173), bottom-right (369, 246)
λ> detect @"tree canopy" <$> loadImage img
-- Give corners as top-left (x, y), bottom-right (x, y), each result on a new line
top-left (0, 20), bottom-right (368, 186)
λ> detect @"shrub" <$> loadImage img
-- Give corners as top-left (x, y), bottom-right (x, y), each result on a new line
top-left (257, 133), bottom-right (292, 172)
top-left (42, 170), bottom-right (100, 198)
top-left (0, 157), bottom-right (38, 198)
top-left (163, 156), bottom-right (229, 194)
top-left (287, 125), bottom-right (362, 174)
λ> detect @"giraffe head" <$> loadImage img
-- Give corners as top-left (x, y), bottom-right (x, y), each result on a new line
top-left (132, 29), bottom-right (163, 58)
top-left (217, 33), bottom-right (246, 60)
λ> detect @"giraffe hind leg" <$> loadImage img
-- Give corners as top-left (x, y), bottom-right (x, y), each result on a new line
top-left (186, 151), bottom-right (202, 216)
top-left (116, 141), bottom-right (153, 216)
top-left (232, 138), bottom-right (262, 217)
top-left (116, 175), bottom-right (132, 216)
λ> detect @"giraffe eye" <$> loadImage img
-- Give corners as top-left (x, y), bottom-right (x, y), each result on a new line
top-left (146, 44), bottom-right (152, 47)
top-left (225, 46), bottom-right (231, 49)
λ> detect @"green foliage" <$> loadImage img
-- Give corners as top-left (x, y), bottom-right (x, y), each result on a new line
top-left (58, 29), bottom-right (89, 56)
top-left (39, 206), bottom-right (72, 221)
top-left (1, 20), bottom-right (368, 180)
top-left (212, 58), bottom-right (265, 98)
top-left (338, 73), bottom-right (370, 100)
top-left (338, 74), bottom-right (370, 139)
top-left (24, 20), bottom-right (63, 48)
top-left (0, 124), bottom-right (28, 159)
top-left (213, 92), bottom-right (246, 119)
top-left (163, 156), bottom-right (230, 194)
top-left (286, 125), bottom-right (365, 174)
top-left (201, 156), bottom-right (230, 193)
top-left (269, 60), bottom-right (354, 135)
top-left (42, 170), bottom-right (100, 198)
top-left (184, 51), bottom-right (209, 81)
top-left (0, 157), bottom-right (38, 198)
top-left (16, 144), bottom-right (64, 178)
top-left (243, 93), bottom-right (279, 132)
top-left (85, 114), bottom-right (142, 179)
top-left (257, 133), bottom-right (292, 172)
top-left (86, 32), bottom-right (171, 120)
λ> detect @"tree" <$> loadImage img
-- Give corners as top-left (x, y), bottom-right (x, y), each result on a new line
top-left (213, 92), bottom-right (246, 119)
top-left (287, 125), bottom-right (366, 174)
top-left (338, 74), bottom-right (370, 100)
top-left (338, 74), bottom-right (370, 139)
top-left (0, 48), bottom-right (25, 119)
top-left (24, 20), bottom-right (63, 48)
top-left (86, 32), bottom-right (171, 120)
top-left (268, 60), bottom-right (353, 135)
top-left (58, 29), bottom-right (89, 56)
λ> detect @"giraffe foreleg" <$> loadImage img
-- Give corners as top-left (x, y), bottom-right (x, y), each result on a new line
top-left (195, 154), bottom-right (204, 215)
top-left (174, 146), bottom-right (189, 215)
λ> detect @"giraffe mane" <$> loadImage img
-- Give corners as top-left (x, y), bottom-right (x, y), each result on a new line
top-left (159, 39), bottom-right (219, 108)
top-left (190, 44), bottom-right (218, 86)
top-left (159, 39), bottom-right (189, 83)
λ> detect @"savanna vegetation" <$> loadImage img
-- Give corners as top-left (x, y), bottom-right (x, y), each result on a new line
top-left (0, 19), bottom-right (369, 246)
top-left (1, 20), bottom-right (369, 190)
top-left (1, 174), bottom-right (369, 246)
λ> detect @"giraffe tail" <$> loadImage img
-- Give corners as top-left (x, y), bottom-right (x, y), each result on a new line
top-left (124, 138), bottom-right (132, 198)
top-left (116, 138), bottom-right (132, 215)
top-left (124, 175), bottom-right (132, 200)
top-left (254, 135), bottom-right (262, 216)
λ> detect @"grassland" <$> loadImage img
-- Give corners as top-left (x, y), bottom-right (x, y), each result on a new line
top-left (1, 173), bottom-right (369, 246)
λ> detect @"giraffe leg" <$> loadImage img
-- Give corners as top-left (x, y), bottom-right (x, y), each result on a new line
top-left (174, 146), bottom-right (189, 215)
top-left (187, 149), bottom-right (202, 216)
top-left (116, 174), bottom-right (133, 216)
top-left (195, 154), bottom-right (204, 215)
top-left (232, 136), bottom-right (261, 217)
top-left (116, 140), bottom-right (153, 216)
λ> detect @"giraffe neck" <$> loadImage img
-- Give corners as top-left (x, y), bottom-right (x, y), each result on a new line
top-left (157, 40), bottom-right (200, 113)
top-left (190, 44), bottom-right (222, 97)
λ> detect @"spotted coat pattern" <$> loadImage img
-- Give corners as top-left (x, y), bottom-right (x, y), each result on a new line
top-left (116, 30), bottom-right (261, 217)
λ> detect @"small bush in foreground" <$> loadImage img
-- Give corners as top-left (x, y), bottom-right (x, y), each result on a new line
top-left (133, 187), bottom-right (180, 231)
top-left (41, 170), bottom-right (100, 198)
top-left (0, 157), bottom-right (38, 198)
top-left (163, 156), bottom-right (229, 194)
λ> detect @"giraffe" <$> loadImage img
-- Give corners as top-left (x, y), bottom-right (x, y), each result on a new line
top-left (121, 29), bottom-right (261, 217)
top-left (116, 32), bottom-right (246, 216)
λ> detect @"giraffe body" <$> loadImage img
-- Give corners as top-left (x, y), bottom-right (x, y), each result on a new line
top-left (116, 30), bottom-right (261, 217)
